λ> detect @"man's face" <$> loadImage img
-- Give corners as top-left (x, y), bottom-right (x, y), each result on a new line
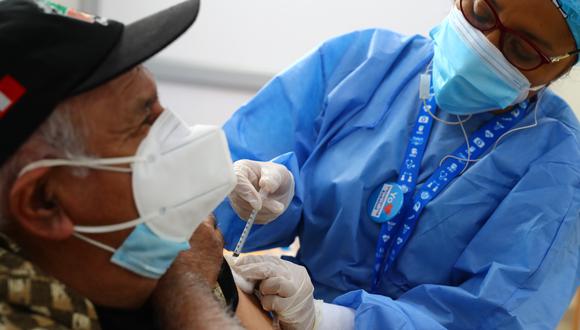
top-left (9, 66), bottom-right (168, 308)
top-left (56, 66), bottom-right (163, 248)
top-left (64, 66), bottom-right (167, 306)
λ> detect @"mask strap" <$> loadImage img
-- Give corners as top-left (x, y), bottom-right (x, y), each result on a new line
top-left (73, 209), bottom-right (165, 254)
top-left (74, 209), bottom-right (162, 234)
top-left (74, 232), bottom-right (116, 253)
top-left (18, 156), bottom-right (149, 177)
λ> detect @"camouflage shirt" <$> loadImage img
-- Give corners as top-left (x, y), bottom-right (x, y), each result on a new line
top-left (0, 234), bottom-right (100, 330)
top-left (0, 234), bottom-right (236, 330)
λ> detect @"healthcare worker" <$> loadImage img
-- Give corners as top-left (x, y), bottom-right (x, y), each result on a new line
top-left (220, 0), bottom-right (580, 329)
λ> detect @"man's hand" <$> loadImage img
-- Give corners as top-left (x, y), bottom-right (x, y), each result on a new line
top-left (231, 255), bottom-right (322, 330)
top-left (185, 215), bottom-right (225, 286)
top-left (151, 215), bottom-right (242, 330)
top-left (229, 160), bottom-right (294, 224)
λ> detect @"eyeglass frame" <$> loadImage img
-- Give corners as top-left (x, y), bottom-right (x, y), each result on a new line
top-left (459, 0), bottom-right (580, 71)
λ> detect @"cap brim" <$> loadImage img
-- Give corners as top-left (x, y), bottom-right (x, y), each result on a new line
top-left (72, 0), bottom-right (199, 95)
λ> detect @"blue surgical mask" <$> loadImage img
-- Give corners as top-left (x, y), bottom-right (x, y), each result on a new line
top-left (19, 110), bottom-right (237, 278)
top-left (429, 8), bottom-right (544, 115)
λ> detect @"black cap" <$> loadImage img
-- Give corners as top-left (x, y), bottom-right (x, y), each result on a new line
top-left (0, 0), bottom-right (200, 167)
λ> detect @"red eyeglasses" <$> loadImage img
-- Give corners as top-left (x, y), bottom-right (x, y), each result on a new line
top-left (459, 0), bottom-right (580, 71)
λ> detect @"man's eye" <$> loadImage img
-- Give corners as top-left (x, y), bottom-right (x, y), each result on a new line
top-left (142, 100), bottom-right (156, 125)
top-left (144, 104), bottom-right (162, 126)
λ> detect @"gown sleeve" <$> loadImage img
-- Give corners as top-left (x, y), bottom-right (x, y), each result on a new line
top-left (334, 155), bottom-right (580, 329)
top-left (215, 30), bottom-right (369, 251)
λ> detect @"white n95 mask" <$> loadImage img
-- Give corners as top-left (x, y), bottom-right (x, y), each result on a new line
top-left (19, 109), bottom-right (237, 278)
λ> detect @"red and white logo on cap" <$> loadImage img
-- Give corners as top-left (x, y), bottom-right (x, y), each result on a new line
top-left (0, 75), bottom-right (26, 120)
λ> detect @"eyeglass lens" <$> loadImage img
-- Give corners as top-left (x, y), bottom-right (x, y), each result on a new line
top-left (460, 0), bottom-right (545, 70)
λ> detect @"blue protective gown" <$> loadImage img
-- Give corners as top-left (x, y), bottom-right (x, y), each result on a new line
top-left (215, 29), bottom-right (580, 329)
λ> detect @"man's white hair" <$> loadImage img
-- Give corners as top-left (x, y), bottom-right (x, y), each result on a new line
top-left (0, 101), bottom-right (88, 225)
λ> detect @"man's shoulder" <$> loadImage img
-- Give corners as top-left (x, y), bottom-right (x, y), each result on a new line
top-left (0, 234), bottom-right (100, 330)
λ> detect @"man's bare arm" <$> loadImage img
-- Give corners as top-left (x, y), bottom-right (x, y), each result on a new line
top-left (152, 257), bottom-right (243, 330)
top-left (151, 218), bottom-right (243, 330)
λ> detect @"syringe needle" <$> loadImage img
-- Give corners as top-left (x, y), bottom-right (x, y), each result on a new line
top-left (233, 208), bottom-right (259, 257)
top-left (233, 189), bottom-right (266, 258)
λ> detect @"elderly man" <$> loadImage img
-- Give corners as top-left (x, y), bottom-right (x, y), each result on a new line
top-left (0, 0), bottom-right (255, 328)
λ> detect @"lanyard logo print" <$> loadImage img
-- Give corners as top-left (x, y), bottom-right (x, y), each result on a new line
top-left (370, 94), bottom-right (530, 293)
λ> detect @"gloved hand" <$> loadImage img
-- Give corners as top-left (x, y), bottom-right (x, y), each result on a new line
top-left (224, 255), bottom-right (257, 294)
top-left (230, 255), bottom-right (323, 330)
top-left (229, 160), bottom-right (295, 224)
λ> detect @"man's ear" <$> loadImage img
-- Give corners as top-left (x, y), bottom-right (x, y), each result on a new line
top-left (8, 167), bottom-right (74, 240)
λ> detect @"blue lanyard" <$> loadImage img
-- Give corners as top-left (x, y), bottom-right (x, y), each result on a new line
top-left (370, 97), bottom-right (531, 292)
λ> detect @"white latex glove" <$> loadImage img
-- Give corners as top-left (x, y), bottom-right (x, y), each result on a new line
top-left (230, 255), bottom-right (323, 330)
top-left (229, 160), bottom-right (295, 224)
top-left (224, 255), bottom-right (256, 294)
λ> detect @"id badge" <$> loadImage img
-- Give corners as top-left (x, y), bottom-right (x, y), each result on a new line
top-left (367, 183), bottom-right (404, 224)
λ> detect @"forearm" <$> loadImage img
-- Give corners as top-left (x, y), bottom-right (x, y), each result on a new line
top-left (153, 269), bottom-right (243, 330)
top-left (152, 235), bottom-right (243, 330)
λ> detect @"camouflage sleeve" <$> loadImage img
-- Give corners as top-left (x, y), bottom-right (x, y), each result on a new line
top-left (0, 235), bottom-right (101, 330)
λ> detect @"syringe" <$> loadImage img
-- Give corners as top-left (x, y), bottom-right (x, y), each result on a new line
top-left (233, 189), bottom-right (267, 257)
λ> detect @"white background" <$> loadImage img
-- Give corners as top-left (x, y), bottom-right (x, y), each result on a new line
top-left (61, 0), bottom-right (580, 125)
top-left (98, 0), bottom-right (452, 74)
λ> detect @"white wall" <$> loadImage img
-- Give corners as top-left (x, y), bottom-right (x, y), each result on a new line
top-left (96, 0), bottom-right (580, 125)
top-left (100, 0), bottom-right (452, 75)
top-left (156, 81), bottom-right (254, 126)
